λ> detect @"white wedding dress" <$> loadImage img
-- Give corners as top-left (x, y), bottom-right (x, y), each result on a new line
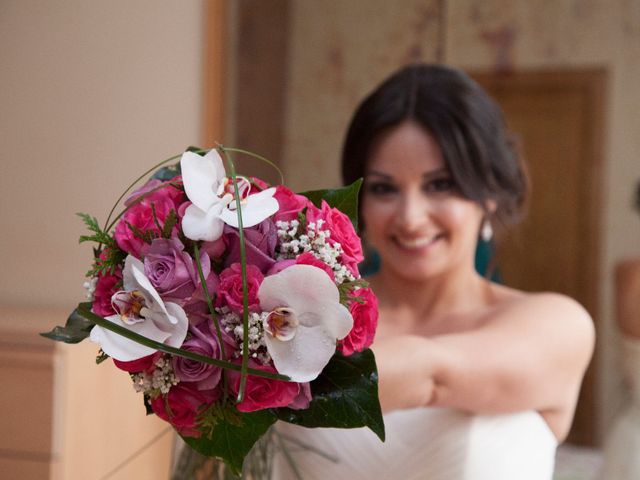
top-left (599, 336), bottom-right (640, 479)
top-left (272, 407), bottom-right (557, 480)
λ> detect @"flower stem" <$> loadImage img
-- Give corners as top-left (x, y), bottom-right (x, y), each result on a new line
top-left (103, 148), bottom-right (207, 232)
top-left (221, 146), bottom-right (284, 185)
top-left (104, 180), bottom-right (182, 234)
top-left (193, 243), bottom-right (229, 403)
top-left (218, 146), bottom-right (251, 404)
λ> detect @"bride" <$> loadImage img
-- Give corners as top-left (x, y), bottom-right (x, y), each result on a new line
top-left (273, 64), bottom-right (594, 479)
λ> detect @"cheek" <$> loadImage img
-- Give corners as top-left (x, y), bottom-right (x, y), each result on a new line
top-left (434, 200), bottom-right (483, 237)
top-left (361, 198), bottom-right (394, 237)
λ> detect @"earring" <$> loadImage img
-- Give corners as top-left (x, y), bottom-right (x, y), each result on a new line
top-left (481, 219), bottom-right (493, 242)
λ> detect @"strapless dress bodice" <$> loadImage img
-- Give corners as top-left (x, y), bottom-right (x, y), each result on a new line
top-left (273, 407), bottom-right (557, 480)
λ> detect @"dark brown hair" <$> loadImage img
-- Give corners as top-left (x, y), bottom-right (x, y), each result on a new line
top-left (341, 64), bottom-right (528, 232)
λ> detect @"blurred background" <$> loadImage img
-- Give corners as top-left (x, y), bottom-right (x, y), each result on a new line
top-left (1, 0), bottom-right (639, 478)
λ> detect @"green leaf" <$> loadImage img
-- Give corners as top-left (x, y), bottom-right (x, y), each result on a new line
top-left (77, 212), bottom-right (113, 245)
top-left (151, 162), bottom-right (181, 181)
top-left (40, 308), bottom-right (94, 344)
top-left (161, 209), bottom-right (178, 238)
top-left (182, 410), bottom-right (277, 475)
top-left (275, 349), bottom-right (385, 441)
top-left (143, 395), bottom-right (154, 416)
top-left (299, 178), bottom-right (363, 230)
top-left (95, 350), bottom-right (109, 364)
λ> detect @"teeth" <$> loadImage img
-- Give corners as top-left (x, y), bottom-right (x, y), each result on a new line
top-left (396, 236), bottom-right (438, 249)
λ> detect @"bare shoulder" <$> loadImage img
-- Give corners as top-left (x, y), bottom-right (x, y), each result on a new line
top-left (495, 289), bottom-right (593, 328)
top-left (489, 287), bottom-right (595, 363)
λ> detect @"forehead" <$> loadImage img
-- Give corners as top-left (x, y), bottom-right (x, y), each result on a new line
top-left (366, 121), bottom-right (446, 175)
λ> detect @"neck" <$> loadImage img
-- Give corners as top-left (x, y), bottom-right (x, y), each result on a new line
top-left (371, 263), bottom-right (491, 327)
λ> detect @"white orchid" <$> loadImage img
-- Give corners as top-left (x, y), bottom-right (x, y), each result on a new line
top-left (89, 255), bottom-right (188, 361)
top-left (180, 149), bottom-right (279, 241)
top-left (258, 264), bottom-right (353, 382)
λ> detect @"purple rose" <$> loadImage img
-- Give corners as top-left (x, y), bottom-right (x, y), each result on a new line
top-left (223, 219), bottom-right (277, 273)
top-left (142, 237), bottom-right (209, 303)
top-left (266, 259), bottom-right (296, 276)
top-left (182, 272), bottom-right (220, 326)
top-left (172, 320), bottom-right (222, 390)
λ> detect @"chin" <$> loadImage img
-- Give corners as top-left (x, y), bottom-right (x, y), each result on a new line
top-left (384, 259), bottom-right (447, 282)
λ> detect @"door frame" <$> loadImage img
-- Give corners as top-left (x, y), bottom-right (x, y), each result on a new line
top-left (471, 68), bottom-right (606, 446)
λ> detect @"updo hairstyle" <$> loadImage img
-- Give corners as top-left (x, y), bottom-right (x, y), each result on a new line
top-left (341, 64), bottom-right (528, 234)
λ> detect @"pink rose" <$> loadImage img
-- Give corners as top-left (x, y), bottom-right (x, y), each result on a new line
top-left (114, 179), bottom-right (186, 258)
top-left (92, 272), bottom-right (121, 317)
top-left (92, 249), bottom-right (123, 317)
top-left (150, 383), bottom-right (219, 437)
top-left (295, 252), bottom-right (334, 280)
top-left (113, 352), bottom-right (160, 373)
top-left (287, 381), bottom-right (312, 410)
top-left (228, 362), bottom-right (303, 412)
top-left (306, 200), bottom-right (364, 276)
top-left (273, 185), bottom-right (311, 222)
top-left (216, 263), bottom-right (263, 313)
top-left (250, 177), bottom-right (271, 191)
top-left (338, 288), bottom-right (378, 356)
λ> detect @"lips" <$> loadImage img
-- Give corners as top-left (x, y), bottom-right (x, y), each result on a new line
top-left (392, 233), bottom-right (443, 251)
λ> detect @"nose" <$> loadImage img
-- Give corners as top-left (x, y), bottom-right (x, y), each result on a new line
top-left (396, 190), bottom-right (430, 233)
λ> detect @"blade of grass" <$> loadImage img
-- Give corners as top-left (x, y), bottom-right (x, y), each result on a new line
top-left (218, 146), bottom-right (251, 404)
top-left (76, 303), bottom-right (289, 381)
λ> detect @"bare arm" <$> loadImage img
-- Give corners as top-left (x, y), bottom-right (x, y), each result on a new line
top-left (373, 293), bottom-right (594, 437)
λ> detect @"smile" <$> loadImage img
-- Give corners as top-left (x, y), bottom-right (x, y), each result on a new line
top-left (393, 234), bottom-right (443, 250)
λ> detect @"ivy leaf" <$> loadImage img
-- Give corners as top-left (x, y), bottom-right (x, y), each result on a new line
top-left (143, 395), bottom-right (154, 416)
top-left (275, 349), bottom-right (385, 441)
top-left (151, 162), bottom-right (181, 181)
top-left (182, 409), bottom-right (277, 475)
top-left (299, 178), bottom-right (363, 230)
top-left (40, 308), bottom-right (94, 344)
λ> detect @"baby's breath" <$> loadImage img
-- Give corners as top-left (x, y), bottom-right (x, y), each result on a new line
top-left (219, 308), bottom-right (272, 365)
top-left (276, 219), bottom-right (357, 284)
top-left (131, 355), bottom-right (179, 397)
top-left (82, 277), bottom-right (98, 300)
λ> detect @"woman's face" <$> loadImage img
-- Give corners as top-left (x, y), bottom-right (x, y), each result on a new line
top-left (362, 121), bottom-right (485, 282)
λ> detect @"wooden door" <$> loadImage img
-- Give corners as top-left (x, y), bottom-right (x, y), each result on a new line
top-left (472, 70), bottom-right (606, 446)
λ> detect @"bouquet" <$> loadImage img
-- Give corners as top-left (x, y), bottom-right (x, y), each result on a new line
top-left (43, 146), bottom-right (384, 476)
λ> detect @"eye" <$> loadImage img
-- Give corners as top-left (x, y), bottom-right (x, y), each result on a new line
top-left (423, 177), bottom-right (456, 194)
top-left (365, 181), bottom-right (397, 196)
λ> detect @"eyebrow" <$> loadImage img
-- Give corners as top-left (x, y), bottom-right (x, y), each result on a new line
top-left (366, 167), bottom-right (450, 180)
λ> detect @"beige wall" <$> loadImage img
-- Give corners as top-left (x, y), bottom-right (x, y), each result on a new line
top-left (281, 0), bottom-right (640, 439)
top-left (1, 1), bottom-right (206, 478)
top-left (283, 0), bottom-right (441, 191)
top-left (0, 0), bottom-right (205, 309)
